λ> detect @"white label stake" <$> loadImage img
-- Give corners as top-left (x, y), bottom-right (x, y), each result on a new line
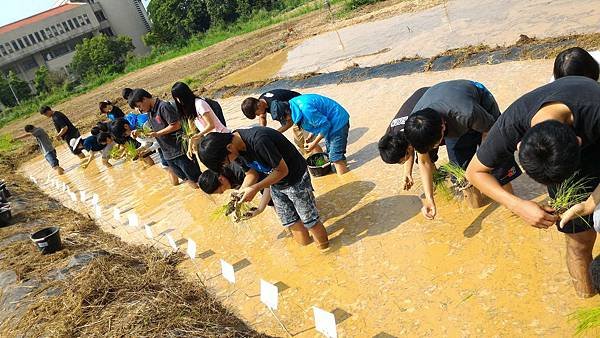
top-left (166, 233), bottom-right (178, 251)
top-left (260, 279), bottom-right (279, 310)
top-left (91, 193), bottom-right (99, 206)
top-left (220, 259), bottom-right (235, 284)
top-left (127, 213), bottom-right (139, 228)
top-left (69, 192), bottom-right (77, 202)
top-left (144, 225), bottom-right (154, 239)
top-left (113, 208), bottom-right (121, 222)
top-left (186, 239), bottom-right (197, 259)
top-left (79, 190), bottom-right (87, 202)
top-left (95, 204), bottom-right (102, 218)
top-left (313, 307), bottom-right (337, 338)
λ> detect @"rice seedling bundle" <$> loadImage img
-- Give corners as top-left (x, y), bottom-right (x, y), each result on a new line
top-left (549, 173), bottom-right (590, 214)
top-left (570, 306), bottom-right (600, 336)
top-left (124, 141), bottom-right (139, 161)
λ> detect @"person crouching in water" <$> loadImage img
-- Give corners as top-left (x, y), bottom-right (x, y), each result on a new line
top-left (271, 94), bottom-right (350, 175)
top-left (198, 128), bottom-right (330, 251)
top-left (21, 125), bottom-right (64, 175)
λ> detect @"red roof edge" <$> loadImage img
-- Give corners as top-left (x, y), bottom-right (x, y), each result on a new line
top-left (0, 4), bottom-right (82, 35)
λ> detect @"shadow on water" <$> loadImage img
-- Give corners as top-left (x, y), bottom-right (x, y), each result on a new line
top-left (463, 203), bottom-right (499, 238)
top-left (317, 180), bottom-right (376, 220)
top-left (347, 127), bottom-right (369, 145)
top-left (347, 142), bottom-right (379, 170)
top-left (327, 195), bottom-right (421, 248)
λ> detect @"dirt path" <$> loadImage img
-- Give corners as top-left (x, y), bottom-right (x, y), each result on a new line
top-left (21, 58), bottom-right (600, 337)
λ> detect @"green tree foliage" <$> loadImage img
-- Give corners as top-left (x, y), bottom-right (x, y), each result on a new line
top-left (146, 0), bottom-right (210, 46)
top-left (0, 71), bottom-right (32, 107)
top-left (204, 0), bottom-right (239, 25)
top-left (71, 34), bottom-right (134, 80)
top-left (33, 66), bottom-right (49, 94)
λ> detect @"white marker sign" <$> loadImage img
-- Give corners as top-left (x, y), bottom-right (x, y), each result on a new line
top-left (144, 225), bottom-right (154, 239)
top-left (127, 213), bottom-right (139, 228)
top-left (166, 233), bottom-right (178, 251)
top-left (69, 192), bottom-right (77, 202)
top-left (113, 208), bottom-right (121, 222)
top-left (186, 239), bottom-right (197, 259)
top-left (95, 204), bottom-right (102, 218)
top-left (63, 183), bottom-right (67, 192)
top-left (313, 307), bottom-right (337, 338)
top-left (79, 190), bottom-right (87, 202)
top-left (91, 193), bottom-right (99, 206)
top-left (220, 259), bottom-right (235, 284)
top-left (260, 279), bottom-right (279, 310)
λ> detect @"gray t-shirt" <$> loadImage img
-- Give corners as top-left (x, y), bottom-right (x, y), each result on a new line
top-left (411, 80), bottom-right (500, 138)
top-left (148, 98), bottom-right (184, 161)
top-left (31, 127), bottom-right (54, 155)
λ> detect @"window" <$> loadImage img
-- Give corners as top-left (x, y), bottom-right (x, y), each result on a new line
top-left (34, 32), bottom-right (41, 42)
top-left (62, 22), bottom-right (70, 32)
top-left (100, 27), bottom-right (114, 36)
top-left (0, 45), bottom-right (6, 56)
top-left (51, 26), bottom-right (58, 36)
top-left (94, 10), bottom-right (107, 21)
top-left (68, 19), bottom-right (76, 30)
top-left (40, 30), bottom-right (47, 40)
top-left (17, 39), bottom-right (25, 49)
top-left (77, 16), bottom-right (84, 26)
top-left (11, 41), bottom-right (19, 51)
top-left (23, 36), bottom-right (31, 47)
top-left (83, 14), bottom-right (91, 24)
top-left (21, 57), bottom-right (38, 71)
top-left (73, 18), bottom-right (80, 28)
top-left (6, 43), bottom-right (14, 53)
top-left (57, 24), bottom-right (64, 34)
top-left (46, 28), bottom-right (53, 38)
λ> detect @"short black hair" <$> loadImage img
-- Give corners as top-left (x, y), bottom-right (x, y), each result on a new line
top-left (198, 132), bottom-right (234, 172)
top-left (518, 120), bottom-right (580, 185)
top-left (553, 47), bottom-right (599, 81)
top-left (110, 118), bottom-right (131, 139)
top-left (99, 100), bottom-right (111, 113)
top-left (198, 170), bottom-right (221, 194)
top-left (91, 126), bottom-right (101, 136)
top-left (591, 256), bottom-right (600, 292)
top-left (378, 132), bottom-right (410, 164)
top-left (241, 97), bottom-right (259, 119)
top-left (128, 89), bottom-right (152, 109)
top-left (404, 108), bottom-right (443, 154)
top-left (39, 106), bottom-right (51, 115)
top-left (97, 132), bottom-right (112, 144)
top-left (122, 88), bottom-right (133, 100)
top-left (96, 121), bottom-right (109, 133)
top-left (24, 125), bottom-right (34, 132)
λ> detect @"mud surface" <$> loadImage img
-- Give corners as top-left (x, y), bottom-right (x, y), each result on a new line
top-left (279, 0), bottom-right (600, 76)
top-left (21, 59), bottom-right (600, 336)
top-left (212, 33), bottom-right (600, 98)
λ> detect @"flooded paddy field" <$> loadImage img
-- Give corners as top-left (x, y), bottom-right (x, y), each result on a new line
top-left (22, 59), bottom-right (600, 336)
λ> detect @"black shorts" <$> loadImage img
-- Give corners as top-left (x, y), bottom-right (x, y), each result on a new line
top-left (430, 129), bottom-right (521, 186)
top-left (166, 155), bottom-right (201, 182)
top-left (550, 145), bottom-right (600, 234)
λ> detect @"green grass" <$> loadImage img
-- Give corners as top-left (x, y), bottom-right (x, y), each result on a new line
top-left (570, 306), bottom-right (600, 336)
top-left (549, 173), bottom-right (591, 214)
top-left (0, 134), bottom-right (21, 153)
top-left (123, 140), bottom-right (138, 161)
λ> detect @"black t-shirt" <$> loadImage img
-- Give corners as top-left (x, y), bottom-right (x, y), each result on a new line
top-left (260, 89), bottom-right (301, 114)
top-left (148, 98), bottom-right (184, 161)
top-left (52, 111), bottom-right (80, 141)
top-left (108, 106), bottom-right (125, 120)
top-left (235, 127), bottom-right (306, 188)
top-left (477, 76), bottom-right (600, 169)
top-left (411, 80), bottom-right (499, 138)
top-left (386, 87), bottom-right (430, 137)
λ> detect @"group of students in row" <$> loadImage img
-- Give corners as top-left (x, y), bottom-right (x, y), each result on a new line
top-left (24, 46), bottom-right (600, 296)
top-left (377, 47), bottom-right (600, 298)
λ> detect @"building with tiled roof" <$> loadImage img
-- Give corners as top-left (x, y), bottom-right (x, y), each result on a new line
top-left (0, 0), bottom-right (151, 91)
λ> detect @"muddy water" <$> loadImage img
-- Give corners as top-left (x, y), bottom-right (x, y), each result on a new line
top-left (279, 0), bottom-right (600, 76)
top-left (214, 49), bottom-right (289, 88)
top-left (22, 59), bottom-right (599, 337)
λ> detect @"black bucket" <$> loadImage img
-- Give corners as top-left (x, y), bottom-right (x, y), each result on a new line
top-left (0, 207), bottom-right (11, 226)
top-left (307, 153), bottom-right (332, 177)
top-left (30, 227), bottom-right (62, 254)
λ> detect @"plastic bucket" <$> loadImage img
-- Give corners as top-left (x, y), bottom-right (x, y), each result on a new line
top-left (307, 153), bottom-right (332, 177)
top-left (30, 227), bottom-right (62, 254)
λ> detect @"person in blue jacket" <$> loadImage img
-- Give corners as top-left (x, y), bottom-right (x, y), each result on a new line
top-left (274, 94), bottom-right (350, 175)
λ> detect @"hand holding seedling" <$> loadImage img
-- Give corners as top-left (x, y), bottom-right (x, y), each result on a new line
top-left (402, 175), bottom-right (413, 190)
top-left (240, 185), bottom-right (259, 203)
top-left (512, 200), bottom-right (557, 229)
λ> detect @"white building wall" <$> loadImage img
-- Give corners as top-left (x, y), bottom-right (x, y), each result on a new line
top-left (94, 0), bottom-right (151, 55)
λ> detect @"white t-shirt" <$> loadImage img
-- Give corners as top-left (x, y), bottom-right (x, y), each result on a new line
top-left (193, 98), bottom-right (230, 133)
top-left (549, 50), bottom-right (600, 82)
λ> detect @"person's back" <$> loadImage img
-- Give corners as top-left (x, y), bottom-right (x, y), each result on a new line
top-left (31, 127), bottom-right (54, 155)
top-left (289, 94), bottom-right (350, 137)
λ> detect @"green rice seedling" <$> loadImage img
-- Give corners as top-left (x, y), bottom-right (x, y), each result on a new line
top-left (549, 173), bottom-right (591, 214)
top-left (439, 162), bottom-right (468, 189)
top-left (136, 122), bottom-right (153, 138)
top-left (124, 141), bottom-right (139, 161)
top-left (570, 306), bottom-right (600, 336)
top-left (314, 157), bottom-right (328, 167)
top-left (109, 145), bottom-right (124, 160)
top-left (211, 193), bottom-right (256, 223)
top-left (433, 165), bottom-right (454, 201)
top-left (179, 119), bottom-right (196, 153)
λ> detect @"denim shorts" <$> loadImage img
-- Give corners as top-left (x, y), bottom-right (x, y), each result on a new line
top-left (166, 154), bottom-right (201, 182)
top-left (44, 150), bottom-right (59, 168)
top-left (270, 171), bottom-right (320, 229)
top-left (326, 122), bottom-right (350, 163)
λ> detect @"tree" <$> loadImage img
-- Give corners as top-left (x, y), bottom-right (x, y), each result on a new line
top-left (204, 0), bottom-right (239, 25)
top-left (146, 0), bottom-right (210, 46)
top-left (0, 71), bottom-right (31, 107)
top-left (34, 66), bottom-right (49, 94)
top-left (70, 34), bottom-right (134, 80)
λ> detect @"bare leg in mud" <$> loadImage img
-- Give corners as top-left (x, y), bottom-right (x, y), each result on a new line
top-left (333, 160), bottom-right (349, 175)
top-left (565, 230), bottom-right (597, 298)
top-left (288, 221), bottom-right (329, 249)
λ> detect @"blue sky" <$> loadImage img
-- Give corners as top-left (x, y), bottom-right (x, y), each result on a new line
top-left (0, 0), bottom-right (151, 27)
